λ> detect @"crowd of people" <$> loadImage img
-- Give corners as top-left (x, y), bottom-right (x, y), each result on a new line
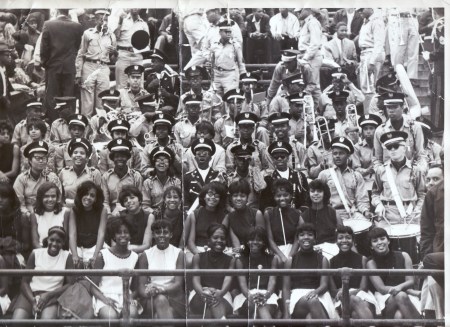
top-left (0, 6), bottom-right (445, 325)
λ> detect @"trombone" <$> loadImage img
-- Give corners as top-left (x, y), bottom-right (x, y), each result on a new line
top-left (303, 95), bottom-right (316, 147)
top-left (316, 116), bottom-right (333, 169)
top-left (346, 104), bottom-right (360, 144)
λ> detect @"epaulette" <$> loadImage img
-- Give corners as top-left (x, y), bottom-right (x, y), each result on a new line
top-left (63, 166), bottom-right (71, 170)
top-left (252, 140), bottom-right (260, 145)
top-left (89, 167), bottom-right (97, 172)
top-left (107, 168), bottom-right (114, 173)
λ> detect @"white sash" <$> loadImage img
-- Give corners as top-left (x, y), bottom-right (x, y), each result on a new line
top-left (328, 168), bottom-right (352, 217)
top-left (384, 164), bottom-right (408, 219)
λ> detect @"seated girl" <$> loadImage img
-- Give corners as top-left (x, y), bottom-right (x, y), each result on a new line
top-left (92, 217), bottom-right (141, 319)
top-left (117, 186), bottom-right (153, 253)
top-left (329, 226), bottom-right (378, 318)
top-left (223, 180), bottom-right (264, 254)
top-left (12, 226), bottom-right (73, 321)
top-left (189, 224), bottom-right (235, 319)
top-left (366, 227), bottom-right (421, 321)
top-left (30, 182), bottom-right (68, 249)
top-left (282, 223), bottom-right (337, 320)
top-left (137, 220), bottom-right (185, 320)
top-left (234, 226), bottom-right (279, 319)
top-left (263, 178), bottom-right (301, 262)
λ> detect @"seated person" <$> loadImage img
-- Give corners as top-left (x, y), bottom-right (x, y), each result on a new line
top-left (0, 120), bottom-right (20, 183)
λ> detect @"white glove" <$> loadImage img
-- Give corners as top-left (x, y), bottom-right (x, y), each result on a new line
top-left (422, 51), bottom-right (430, 61)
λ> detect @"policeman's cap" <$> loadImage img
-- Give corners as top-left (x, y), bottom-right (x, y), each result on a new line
top-left (94, 9), bottom-right (110, 16)
top-left (235, 112), bottom-right (258, 125)
top-left (288, 92), bottom-right (306, 103)
top-left (150, 49), bottom-right (168, 62)
top-left (268, 141), bottom-right (292, 155)
top-left (268, 112), bottom-right (291, 125)
top-left (380, 131), bottom-right (408, 147)
top-left (149, 146), bottom-right (175, 163)
top-left (217, 19), bottom-right (235, 30)
top-left (230, 143), bottom-right (256, 158)
top-left (24, 98), bottom-right (43, 110)
top-left (68, 114), bottom-right (89, 128)
top-left (107, 119), bottom-right (130, 133)
top-left (331, 136), bottom-right (354, 154)
top-left (136, 93), bottom-right (158, 108)
top-left (98, 89), bottom-right (120, 102)
top-left (376, 72), bottom-right (400, 94)
top-left (191, 138), bottom-right (216, 155)
top-left (124, 65), bottom-right (145, 76)
top-left (183, 93), bottom-right (203, 105)
top-left (380, 92), bottom-right (405, 106)
top-left (281, 49), bottom-right (300, 62)
top-left (24, 140), bottom-right (49, 158)
top-left (152, 112), bottom-right (175, 127)
top-left (358, 114), bottom-right (382, 128)
top-left (223, 89), bottom-right (245, 102)
top-left (415, 116), bottom-right (435, 135)
top-left (68, 137), bottom-right (92, 157)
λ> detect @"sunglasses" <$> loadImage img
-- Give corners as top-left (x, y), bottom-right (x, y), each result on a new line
top-left (386, 143), bottom-right (402, 150)
top-left (272, 154), bottom-right (288, 160)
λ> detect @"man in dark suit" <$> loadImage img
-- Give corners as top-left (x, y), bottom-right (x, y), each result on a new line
top-left (330, 8), bottom-right (364, 40)
top-left (40, 9), bottom-right (83, 122)
top-left (0, 41), bottom-right (13, 120)
top-left (246, 8), bottom-right (271, 63)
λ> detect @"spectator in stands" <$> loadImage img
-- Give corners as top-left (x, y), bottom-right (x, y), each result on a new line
top-left (30, 182), bottom-right (68, 249)
top-left (117, 64), bottom-right (149, 113)
top-left (114, 8), bottom-right (149, 90)
top-left (329, 226), bottom-right (377, 319)
top-left (189, 223), bottom-right (235, 319)
top-left (142, 146), bottom-right (181, 211)
top-left (0, 41), bottom-right (13, 120)
top-left (269, 9), bottom-right (299, 61)
top-left (12, 226), bottom-right (73, 321)
top-left (68, 180), bottom-right (107, 268)
top-left (282, 223), bottom-right (336, 320)
top-left (58, 138), bottom-right (102, 207)
top-left (358, 8), bottom-right (386, 111)
top-left (181, 8), bottom-right (207, 56)
top-left (12, 98), bottom-right (48, 147)
top-left (76, 9), bottom-right (116, 118)
top-left (223, 180), bottom-right (265, 250)
top-left (49, 97), bottom-right (79, 145)
top-left (137, 219), bottom-right (185, 320)
top-left (0, 120), bottom-right (19, 183)
top-left (366, 227), bottom-right (421, 321)
top-left (154, 11), bottom-right (176, 58)
top-left (330, 8), bottom-right (364, 41)
top-left (40, 8), bottom-right (83, 122)
top-left (424, 164), bottom-right (443, 191)
top-left (234, 226), bottom-right (279, 319)
top-left (246, 8), bottom-right (271, 63)
top-left (415, 116), bottom-right (442, 166)
top-left (92, 217), bottom-right (140, 319)
top-left (186, 181), bottom-right (227, 256)
top-left (13, 141), bottom-right (61, 218)
top-left (101, 138), bottom-right (142, 216)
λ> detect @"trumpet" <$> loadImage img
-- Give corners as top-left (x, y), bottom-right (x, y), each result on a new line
top-left (316, 116), bottom-right (332, 151)
top-left (303, 94), bottom-right (317, 147)
top-left (346, 104), bottom-right (359, 128)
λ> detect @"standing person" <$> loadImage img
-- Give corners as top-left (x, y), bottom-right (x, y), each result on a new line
top-left (386, 8), bottom-right (419, 81)
top-left (12, 226), bottom-right (74, 321)
top-left (358, 8), bottom-right (386, 111)
top-left (30, 182), bottom-right (68, 249)
top-left (181, 8), bottom-right (207, 56)
top-left (92, 217), bottom-right (140, 319)
top-left (68, 180), bottom-right (107, 268)
top-left (330, 8), bottom-right (364, 40)
top-left (0, 120), bottom-right (20, 183)
top-left (245, 9), bottom-right (271, 64)
top-left (40, 9), bottom-right (83, 122)
top-left (76, 9), bottom-right (116, 117)
top-left (366, 227), bottom-right (421, 321)
top-left (114, 8), bottom-right (149, 90)
top-left (0, 41), bottom-right (13, 121)
top-left (269, 8), bottom-right (299, 61)
top-left (297, 8), bottom-right (323, 99)
top-left (137, 219), bottom-right (185, 321)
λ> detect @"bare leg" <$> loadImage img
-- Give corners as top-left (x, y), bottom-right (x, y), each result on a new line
top-left (350, 295), bottom-right (374, 319)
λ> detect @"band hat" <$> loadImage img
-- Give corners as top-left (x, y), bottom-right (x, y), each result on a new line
top-left (328, 90), bottom-right (350, 102)
top-left (150, 146), bottom-right (175, 162)
top-left (381, 92), bottom-right (405, 105)
top-left (330, 66), bottom-right (345, 78)
top-left (223, 89), bottom-right (245, 102)
top-left (68, 114), bottom-right (89, 128)
top-left (217, 19), bottom-right (236, 30)
top-left (268, 141), bottom-right (293, 155)
top-left (230, 143), bottom-right (256, 158)
top-left (191, 138), bottom-right (216, 155)
top-left (24, 140), bottom-right (49, 158)
top-left (94, 9), bottom-right (110, 15)
top-left (152, 112), bottom-right (175, 127)
top-left (183, 93), bottom-right (203, 105)
top-left (107, 119), bottom-right (130, 133)
top-left (288, 92), bottom-right (306, 103)
top-left (184, 65), bottom-right (206, 77)
top-left (281, 49), bottom-right (301, 62)
top-left (54, 96), bottom-right (77, 110)
top-left (150, 49), bottom-right (168, 62)
top-left (124, 64), bottom-right (144, 75)
top-left (330, 136), bottom-right (354, 154)
top-left (380, 131), bottom-right (408, 147)
top-left (358, 114), bottom-right (383, 128)
top-left (240, 72), bottom-right (259, 83)
top-left (107, 138), bottom-right (132, 153)
top-left (68, 137), bottom-right (92, 157)
top-left (99, 89), bottom-right (120, 101)
top-left (415, 116), bottom-right (435, 132)
top-left (235, 112), bottom-right (259, 125)
top-left (24, 98), bottom-right (43, 109)
top-left (268, 112), bottom-right (291, 125)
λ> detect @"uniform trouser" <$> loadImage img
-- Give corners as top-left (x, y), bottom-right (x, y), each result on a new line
top-left (183, 14), bottom-right (207, 56)
top-left (387, 16), bottom-right (419, 79)
top-left (155, 34), bottom-right (174, 52)
top-left (213, 69), bottom-right (239, 97)
top-left (305, 53), bottom-right (322, 110)
top-left (359, 49), bottom-right (385, 113)
top-left (115, 50), bottom-right (143, 90)
top-left (80, 62), bottom-right (110, 117)
top-left (44, 68), bottom-right (75, 122)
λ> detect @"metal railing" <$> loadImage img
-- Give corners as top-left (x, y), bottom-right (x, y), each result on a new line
top-left (0, 268), bottom-right (443, 326)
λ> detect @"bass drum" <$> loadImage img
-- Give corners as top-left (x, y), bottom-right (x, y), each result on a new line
top-left (395, 64), bottom-right (421, 119)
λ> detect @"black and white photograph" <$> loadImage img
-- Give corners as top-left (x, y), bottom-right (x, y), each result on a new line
top-left (0, 1), bottom-right (446, 326)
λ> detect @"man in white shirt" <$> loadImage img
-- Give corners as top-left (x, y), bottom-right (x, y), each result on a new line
top-left (270, 9), bottom-right (300, 61)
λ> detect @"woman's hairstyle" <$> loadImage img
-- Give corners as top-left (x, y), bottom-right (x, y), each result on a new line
top-left (26, 118), bottom-right (47, 135)
top-left (335, 225), bottom-right (354, 240)
top-left (151, 219), bottom-right (173, 233)
top-left (0, 182), bottom-right (20, 213)
top-left (296, 222), bottom-right (317, 238)
top-left (306, 179), bottom-right (331, 206)
top-left (74, 181), bottom-right (104, 214)
top-left (42, 226), bottom-right (67, 247)
top-left (228, 179), bottom-right (251, 196)
top-left (207, 223), bottom-right (228, 238)
top-left (164, 185), bottom-right (182, 200)
top-left (34, 182), bottom-right (63, 215)
top-left (242, 226), bottom-right (269, 256)
top-left (195, 121), bottom-right (215, 138)
top-left (367, 227), bottom-right (390, 242)
top-left (105, 216), bottom-right (134, 246)
top-left (118, 185), bottom-right (143, 207)
top-left (272, 178), bottom-right (293, 195)
top-left (198, 181), bottom-right (228, 211)
top-left (0, 120), bottom-right (13, 136)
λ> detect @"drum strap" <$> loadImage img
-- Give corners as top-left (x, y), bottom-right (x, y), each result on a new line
top-left (384, 164), bottom-right (408, 219)
top-left (328, 168), bottom-right (352, 217)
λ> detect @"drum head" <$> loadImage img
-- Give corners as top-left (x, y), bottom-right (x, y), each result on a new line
top-left (387, 224), bottom-right (420, 239)
top-left (343, 218), bottom-right (372, 234)
top-left (131, 30), bottom-right (150, 50)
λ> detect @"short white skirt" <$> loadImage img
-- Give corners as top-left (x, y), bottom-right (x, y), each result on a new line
top-left (232, 289), bottom-right (279, 313)
top-left (334, 288), bottom-right (381, 315)
top-left (188, 290), bottom-right (233, 306)
top-left (374, 291), bottom-right (421, 313)
top-left (289, 289), bottom-right (338, 318)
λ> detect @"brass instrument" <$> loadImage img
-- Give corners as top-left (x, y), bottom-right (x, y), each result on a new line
top-left (303, 94), bottom-right (317, 147)
top-left (346, 104), bottom-right (360, 144)
top-left (316, 116), bottom-right (333, 168)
